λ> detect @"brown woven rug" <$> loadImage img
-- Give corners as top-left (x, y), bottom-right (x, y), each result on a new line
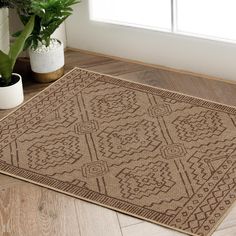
top-left (1, 68), bottom-right (236, 236)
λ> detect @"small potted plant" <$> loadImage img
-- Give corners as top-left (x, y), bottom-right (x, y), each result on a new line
top-left (0, 14), bottom-right (35, 109)
top-left (17, 0), bottom-right (79, 83)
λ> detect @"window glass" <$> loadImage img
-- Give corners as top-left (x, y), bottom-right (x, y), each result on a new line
top-left (176, 0), bottom-right (236, 41)
top-left (90, 0), bottom-right (172, 31)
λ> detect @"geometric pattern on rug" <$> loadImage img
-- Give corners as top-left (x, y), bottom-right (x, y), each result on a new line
top-left (0, 68), bottom-right (236, 236)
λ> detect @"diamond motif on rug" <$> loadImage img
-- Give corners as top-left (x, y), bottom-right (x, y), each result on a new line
top-left (82, 160), bottom-right (109, 178)
top-left (75, 120), bottom-right (98, 134)
top-left (148, 103), bottom-right (172, 117)
top-left (172, 110), bottom-right (226, 142)
top-left (116, 160), bottom-right (175, 200)
top-left (161, 143), bottom-right (187, 159)
top-left (90, 90), bottom-right (140, 118)
top-left (28, 133), bottom-right (82, 170)
top-left (98, 119), bottom-right (162, 159)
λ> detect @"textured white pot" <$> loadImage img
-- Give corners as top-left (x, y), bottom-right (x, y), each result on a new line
top-left (0, 73), bottom-right (24, 109)
top-left (29, 39), bottom-right (65, 83)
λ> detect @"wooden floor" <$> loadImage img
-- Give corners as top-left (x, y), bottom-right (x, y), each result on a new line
top-left (0, 49), bottom-right (236, 236)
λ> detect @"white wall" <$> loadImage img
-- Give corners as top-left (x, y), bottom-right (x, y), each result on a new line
top-left (0, 8), bottom-right (9, 53)
top-left (66, 1), bottom-right (236, 81)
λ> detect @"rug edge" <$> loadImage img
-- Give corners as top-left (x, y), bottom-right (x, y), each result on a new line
top-left (73, 66), bottom-right (236, 113)
top-left (0, 162), bottom-right (200, 236)
top-left (0, 68), bottom-right (79, 123)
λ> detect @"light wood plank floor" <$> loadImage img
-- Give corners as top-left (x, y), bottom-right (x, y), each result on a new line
top-left (0, 49), bottom-right (236, 236)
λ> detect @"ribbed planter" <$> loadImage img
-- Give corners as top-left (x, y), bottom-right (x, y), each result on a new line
top-left (0, 73), bottom-right (24, 109)
top-left (29, 39), bottom-right (65, 83)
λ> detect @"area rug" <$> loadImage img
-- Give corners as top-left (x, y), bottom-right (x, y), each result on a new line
top-left (1, 68), bottom-right (236, 236)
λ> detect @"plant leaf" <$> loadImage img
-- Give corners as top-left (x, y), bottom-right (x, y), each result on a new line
top-left (9, 15), bottom-right (35, 69)
top-left (0, 50), bottom-right (12, 85)
top-left (12, 30), bottom-right (22, 38)
top-left (24, 0), bottom-right (80, 47)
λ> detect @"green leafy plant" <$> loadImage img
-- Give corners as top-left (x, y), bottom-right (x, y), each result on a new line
top-left (0, 0), bottom-right (31, 11)
top-left (0, 1), bottom-right (10, 8)
top-left (16, 0), bottom-right (80, 50)
top-left (0, 15), bottom-right (35, 86)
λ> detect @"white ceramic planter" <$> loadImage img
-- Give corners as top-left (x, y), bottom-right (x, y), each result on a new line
top-left (29, 39), bottom-right (65, 83)
top-left (0, 73), bottom-right (24, 109)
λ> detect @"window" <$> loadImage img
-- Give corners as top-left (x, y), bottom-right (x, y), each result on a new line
top-left (89, 0), bottom-right (172, 31)
top-left (90, 0), bottom-right (236, 43)
top-left (176, 0), bottom-right (236, 42)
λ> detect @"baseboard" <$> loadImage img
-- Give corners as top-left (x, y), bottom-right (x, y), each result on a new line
top-left (66, 47), bottom-right (236, 86)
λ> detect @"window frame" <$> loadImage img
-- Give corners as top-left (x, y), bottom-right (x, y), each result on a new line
top-left (89, 0), bottom-right (236, 45)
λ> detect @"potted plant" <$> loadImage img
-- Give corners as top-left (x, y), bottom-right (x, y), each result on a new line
top-left (0, 14), bottom-right (35, 109)
top-left (16, 0), bottom-right (79, 83)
